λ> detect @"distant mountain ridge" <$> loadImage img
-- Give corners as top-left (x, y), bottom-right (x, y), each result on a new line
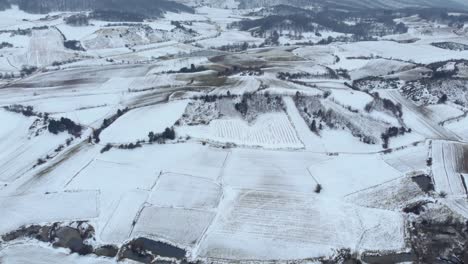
top-left (0, 0), bottom-right (10, 10)
top-left (7, 0), bottom-right (194, 17)
top-left (236, 0), bottom-right (468, 10)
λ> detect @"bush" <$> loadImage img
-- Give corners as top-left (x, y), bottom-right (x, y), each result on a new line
top-left (20, 65), bottom-right (38, 77)
top-left (148, 127), bottom-right (176, 143)
top-left (64, 14), bottom-right (89, 26)
top-left (101, 143), bottom-right (113, 153)
top-left (426, 157), bottom-right (433, 166)
top-left (438, 94), bottom-right (448, 104)
top-left (48, 117), bottom-right (82, 137)
top-left (315, 184), bottom-right (322, 193)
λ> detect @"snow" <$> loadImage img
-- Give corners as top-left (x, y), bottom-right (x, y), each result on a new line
top-left (0, 5), bottom-right (467, 262)
top-left (178, 112), bottom-right (303, 149)
top-left (50, 106), bottom-right (116, 128)
top-left (293, 46), bottom-right (339, 65)
top-left (283, 96), bottom-right (326, 151)
top-left (0, 191), bottom-right (98, 234)
top-left (4, 142), bottom-right (99, 195)
top-left (0, 6), bottom-right (49, 29)
top-left (310, 154), bottom-right (403, 198)
top-left (198, 188), bottom-right (405, 260)
top-left (14, 28), bottom-right (75, 67)
top-left (336, 40), bottom-right (468, 64)
top-left (100, 190), bottom-right (149, 244)
top-left (379, 90), bottom-right (459, 141)
top-left (328, 89), bottom-right (374, 111)
top-left (382, 144), bottom-right (429, 173)
top-left (222, 148), bottom-right (329, 193)
top-left (65, 158), bottom-right (158, 233)
top-left (446, 115), bottom-right (468, 141)
top-left (100, 100), bottom-right (188, 143)
top-left (431, 141), bottom-right (466, 197)
top-left (350, 59), bottom-right (414, 80)
top-left (148, 173), bottom-right (221, 210)
top-left (197, 30), bottom-right (263, 48)
top-left (425, 104), bottom-right (464, 124)
top-left (0, 117), bottom-right (70, 184)
top-left (346, 176), bottom-right (426, 210)
top-left (66, 159), bottom-right (157, 192)
top-left (55, 24), bottom-right (100, 41)
top-left (95, 143), bottom-right (228, 181)
top-left (132, 206), bottom-right (216, 248)
top-left (0, 244), bottom-right (119, 264)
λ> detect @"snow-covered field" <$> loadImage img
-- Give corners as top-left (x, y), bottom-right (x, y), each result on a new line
top-left (132, 206), bottom-right (216, 248)
top-left (198, 188), bottom-right (405, 260)
top-left (178, 112), bottom-right (303, 149)
top-left (100, 100), bottom-right (188, 143)
top-left (1, 2), bottom-right (468, 263)
top-left (0, 191), bottom-right (99, 234)
top-left (431, 141), bottom-right (467, 197)
top-left (383, 143), bottom-right (429, 173)
top-left (148, 172), bottom-right (221, 210)
top-left (0, 244), bottom-right (119, 264)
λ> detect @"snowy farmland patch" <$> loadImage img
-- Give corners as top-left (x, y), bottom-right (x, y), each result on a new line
top-left (178, 112), bottom-right (303, 149)
top-left (310, 154), bottom-right (403, 198)
top-left (100, 100), bottom-right (188, 143)
top-left (446, 115), bottom-right (468, 141)
top-left (379, 90), bottom-right (459, 141)
top-left (97, 143), bottom-right (228, 181)
top-left (382, 144), bottom-right (429, 173)
top-left (66, 159), bottom-right (157, 192)
top-left (0, 114), bottom-right (70, 184)
top-left (425, 104), bottom-right (465, 124)
top-left (283, 96), bottom-right (326, 151)
top-left (50, 105), bottom-right (116, 128)
top-left (0, 191), bottom-right (98, 235)
top-left (132, 206), bottom-right (215, 248)
top-left (293, 46), bottom-right (338, 65)
top-left (100, 190), bottom-right (149, 244)
top-left (13, 28), bottom-right (75, 67)
top-left (328, 89), bottom-right (374, 111)
top-left (0, 244), bottom-right (117, 264)
top-left (196, 30), bottom-right (264, 48)
top-left (350, 59), bottom-right (414, 79)
top-left (198, 189), bottom-right (405, 260)
top-left (345, 176), bottom-right (427, 210)
top-left (337, 41), bottom-right (468, 64)
top-left (148, 173), bottom-right (221, 210)
top-left (431, 141), bottom-right (467, 197)
top-left (223, 148), bottom-right (328, 193)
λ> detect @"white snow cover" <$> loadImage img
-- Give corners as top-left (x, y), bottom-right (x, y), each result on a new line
top-left (2, 4), bottom-right (468, 262)
top-left (132, 206), bottom-right (216, 247)
top-left (100, 190), bottom-right (149, 244)
top-left (148, 172), bottom-right (222, 210)
top-left (178, 112), bottom-right (303, 149)
top-left (431, 141), bottom-right (466, 197)
top-left (283, 96), bottom-right (326, 151)
top-left (222, 148), bottom-right (329, 193)
top-left (100, 100), bottom-right (188, 143)
top-left (198, 188), bottom-right (405, 260)
top-left (382, 143), bottom-right (429, 173)
top-left (0, 244), bottom-right (120, 264)
top-left (310, 154), bottom-right (402, 198)
top-left (0, 191), bottom-right (99, 234)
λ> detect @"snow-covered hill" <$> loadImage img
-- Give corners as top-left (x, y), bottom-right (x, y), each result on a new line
top-left (0, 2), bottom-right (468, 264)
